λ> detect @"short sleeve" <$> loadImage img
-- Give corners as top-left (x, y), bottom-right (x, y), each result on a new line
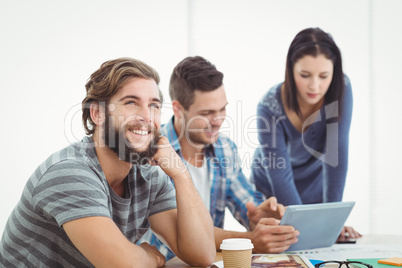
top-left (31, 160), bottom-right (111, 226)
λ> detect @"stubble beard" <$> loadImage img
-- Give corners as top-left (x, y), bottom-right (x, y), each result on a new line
top-left (183, 114), bottom-right (218, 147)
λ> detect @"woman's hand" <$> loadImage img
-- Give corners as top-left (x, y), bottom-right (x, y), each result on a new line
top-left (337, 226), bottom-right (362, 241)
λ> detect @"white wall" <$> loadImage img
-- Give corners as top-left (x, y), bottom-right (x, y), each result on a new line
top-left (368, 0), bottom-right (402, 233)
top-left (1, 0), bottom-right (401, 237)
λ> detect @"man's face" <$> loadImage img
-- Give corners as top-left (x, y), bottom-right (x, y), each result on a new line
top-left (182, 86), bottom-right (228, 146)
top-left (102, 78), bottom-right (162, 164)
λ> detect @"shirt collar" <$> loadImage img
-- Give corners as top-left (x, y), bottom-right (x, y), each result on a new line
top-left (161, 117), bottom-right (182, 152)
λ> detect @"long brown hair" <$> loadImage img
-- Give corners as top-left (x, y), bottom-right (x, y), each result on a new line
top-left (283, 28), bottom-right (345, 118)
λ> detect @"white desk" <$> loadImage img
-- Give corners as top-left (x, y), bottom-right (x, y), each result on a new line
top-left (287, 234), bottom-right (402, 260)
top-left (165, 234), bottom-right (402, 267)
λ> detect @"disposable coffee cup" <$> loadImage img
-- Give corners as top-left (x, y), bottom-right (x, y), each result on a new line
top-left (220, 238), bottom-right (254, 268)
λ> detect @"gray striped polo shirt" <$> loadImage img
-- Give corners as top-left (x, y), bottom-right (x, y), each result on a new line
top-left (0, 136), bottom-right (176, 267)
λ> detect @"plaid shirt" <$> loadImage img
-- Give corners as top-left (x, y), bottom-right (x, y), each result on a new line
top-left (137, 117), bottom-right (265, 260)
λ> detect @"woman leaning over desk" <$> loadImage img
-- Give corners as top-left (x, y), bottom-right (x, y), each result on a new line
top-left (250, 27), bottom-right (360, 238)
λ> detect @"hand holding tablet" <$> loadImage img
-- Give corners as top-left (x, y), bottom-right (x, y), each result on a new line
top-left (279, 201), bottom-right (356, 251)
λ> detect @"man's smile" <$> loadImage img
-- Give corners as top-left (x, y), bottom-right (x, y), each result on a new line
top-left (129, 129), bottom-right (150, 136)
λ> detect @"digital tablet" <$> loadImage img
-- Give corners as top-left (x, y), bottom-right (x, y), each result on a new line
top-left (279, 201), bottom-right (355, 251)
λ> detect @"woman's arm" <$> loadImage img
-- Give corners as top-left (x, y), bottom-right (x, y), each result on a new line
top-left (322, 75), bottom-right (353, 202)
top-left (253, 88), bottom-right (302, 205)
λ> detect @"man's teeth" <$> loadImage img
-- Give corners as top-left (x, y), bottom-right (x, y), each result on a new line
top-left (131, 129), bottom-right (148, 135)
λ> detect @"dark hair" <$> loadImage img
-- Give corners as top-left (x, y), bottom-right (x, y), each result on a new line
top-left (82, 57), bottom-right (162, 135)
top-left (284, 27), bottom-right (344, 118)
top-left (169, 56), bottom-right (224, 110)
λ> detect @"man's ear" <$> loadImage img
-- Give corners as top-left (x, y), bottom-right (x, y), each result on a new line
top-left (172, 100), bottom-right (185, 119)
top-left (90, 102), bottom-right (106, 126)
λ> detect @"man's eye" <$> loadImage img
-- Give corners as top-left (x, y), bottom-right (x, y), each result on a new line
top-left (150, 103), bottom-right (160, 109)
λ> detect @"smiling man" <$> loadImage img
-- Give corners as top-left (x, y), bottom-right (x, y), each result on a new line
top-left (139, 56), bottom-right (299, 260)
top-left (0, 58), bottom-right (215, 268)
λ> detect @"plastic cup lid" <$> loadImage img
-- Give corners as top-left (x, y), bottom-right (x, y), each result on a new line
top-left (220, 238), bottom-right (254, 250)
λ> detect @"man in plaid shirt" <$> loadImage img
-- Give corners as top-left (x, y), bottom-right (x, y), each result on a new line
top-left (138, 56), bottom-right (299, 260)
